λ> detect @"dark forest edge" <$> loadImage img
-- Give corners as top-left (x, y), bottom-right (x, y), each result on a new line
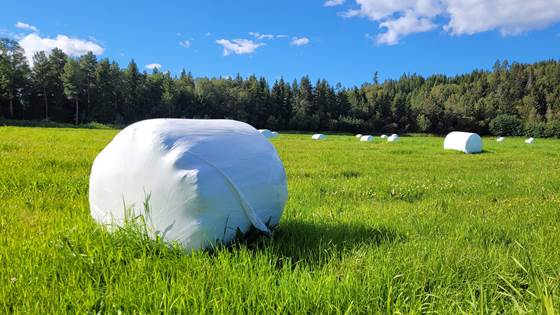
top-left (2, 38), bottom-right (560, 137)
top-left (0, 119), bottom-right (115, 130)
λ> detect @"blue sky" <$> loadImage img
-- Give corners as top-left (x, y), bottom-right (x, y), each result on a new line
top-left (2, 0), bottom-right (560, 86)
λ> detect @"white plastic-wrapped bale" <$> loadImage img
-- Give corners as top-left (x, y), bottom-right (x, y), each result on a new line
top-left (360, 135), bottom-right (374, 142)
top-left (380, 134), bottom-right (388, 139)
top-left (258, 129), bottom-right (273, 138)
top-left (444, 131), bottom-right (482, 154)
top-left (89, 119), bottom-right (288, 251)
top-left (312, 134), bottom-right (326, 140)
top-left (525, 137), bottom-right (535, 144)
top-left (270, 131), bottom-right (279, 138)
top-left (355, 134), bottom-right (362, 138)
top-left (387, 134), bottom-right (399, 142)
top-left (496, 137), bottom-right (505, 142)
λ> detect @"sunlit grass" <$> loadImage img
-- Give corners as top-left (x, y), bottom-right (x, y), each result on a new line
top-left (0, 127), bottom-right (559, 313)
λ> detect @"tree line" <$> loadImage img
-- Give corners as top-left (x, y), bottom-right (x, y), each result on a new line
top-left (1, 37), bottom-right (560, 137)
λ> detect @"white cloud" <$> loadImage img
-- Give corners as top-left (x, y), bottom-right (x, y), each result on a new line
top-left (145, 63), bottom-right (162, 70)
top-left (340, 0), bottom-right (560, 45)
top-left (324, 0), bottom-right (345, 7)
top-left (216, 39), bottom-right (264, 56)
top-left (249, 32), bottom-right (275, 40)
top-left (345, 0), bottom-right (442, 21)
top-left (290, 37), bottom-right (310, 46)
top-left (249, 32), bottom-right (289, 40)
top-left (376, 10), bottom-right (437, 45)
top-left (444, 0), bottom-right (560, 36)
top-left (179, 39), bottom-right (191, 48)
top-left (15, 22), bottom-right (38, 33)
top-left (18, 33), bottom-right (104, 63)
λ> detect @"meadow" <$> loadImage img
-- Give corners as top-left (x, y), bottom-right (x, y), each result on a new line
top-left (1, 126), bottom-right (559, 314)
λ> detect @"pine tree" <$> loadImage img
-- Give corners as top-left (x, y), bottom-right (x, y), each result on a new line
top-left (62, 58), bottom-right (83, 125)
top-left (79, 52), bottom-right (98, 121)
top-left (32, 51), bottom-right (51, 120)
top-left (123, 60), bottom-right (142, 122)
top-left (0, 38), bottom-right (30, 118)
top-left (47, 48), bottom-right (68, 121)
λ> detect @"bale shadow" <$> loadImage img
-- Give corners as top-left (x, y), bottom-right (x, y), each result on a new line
top-left (233, 220), bottom-right (407, 267)
top-left (443, 149), bottom-right (493, 155)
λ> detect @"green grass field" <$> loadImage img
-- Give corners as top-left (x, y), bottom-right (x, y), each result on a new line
top-left (1, 126), bottom-right (559, 314)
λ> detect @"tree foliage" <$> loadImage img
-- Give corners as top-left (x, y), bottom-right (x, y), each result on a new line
top-left (489, 114), bottom-right (522, 136)
top-left (1, 38), bottom-right (560, 137)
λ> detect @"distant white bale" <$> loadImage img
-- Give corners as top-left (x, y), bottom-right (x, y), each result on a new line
top-left (312, 134), bottom-right (326, 140)
top-left (525, 137), bottom-right (535, 144)
top-left (360, 135), bottom-right (374, 142)
top-left (496, 137), bottom-right (505, 142)
top-left (387, 134), bottom-right (399, 142)
top-left (355, 134), bottom-right (362, 138)
top-left (444, 131), bottom-right (483, 154)
top-left (271, 131), bottom-right (279, 138)
top-left (380, 134), bottom-right (388, 139)
top-left (89, 119), bottom-right (288, 251)
top-left (258, 129), bottom-right (273, 138)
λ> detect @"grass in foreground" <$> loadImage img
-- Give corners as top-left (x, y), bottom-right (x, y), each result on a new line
top-left (1, 127), bottom-right (559, 313)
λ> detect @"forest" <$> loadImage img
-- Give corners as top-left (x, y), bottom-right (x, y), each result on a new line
top-left (1, 37), bottom-right (560, 137)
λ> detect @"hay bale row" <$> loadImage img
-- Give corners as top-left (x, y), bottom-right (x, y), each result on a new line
top-left (445, 132), bottom-right (538, 154)
top-left (353, 133), bottom-right (400, 143)
top-left (311, 132), bottom-right (536, 149)
top-left (495, 136), bottom-right (535, 144)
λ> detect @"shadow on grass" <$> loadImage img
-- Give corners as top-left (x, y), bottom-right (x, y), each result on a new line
top-left (443, 149), bottom-right (493, 155)
top-left (232, 220), bottom-right (407, 266)
top-left (86, 216), bottom-right (406, 268)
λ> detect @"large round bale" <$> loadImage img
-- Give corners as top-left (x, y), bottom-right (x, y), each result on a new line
top-left (360, 135), bottom-right (374, 142)
top-left (380, 134), bottom-right (388, 139)
top-left (444, 131), bottom-right (482, 154)
top-left (89, 119), bottom-right (288, 251)
top-left (355, 134), bottom-right (362, 138)
top-left (312, 134), bottom-right (326, 140)
top-left (497, 137), bottom-right (505, 142)
top-left (258, 129), bottom-right (273, 138)
top-left (525, 137), bottom-right (535, 144)
top-left (271, 131), bottom-right (279, 138)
